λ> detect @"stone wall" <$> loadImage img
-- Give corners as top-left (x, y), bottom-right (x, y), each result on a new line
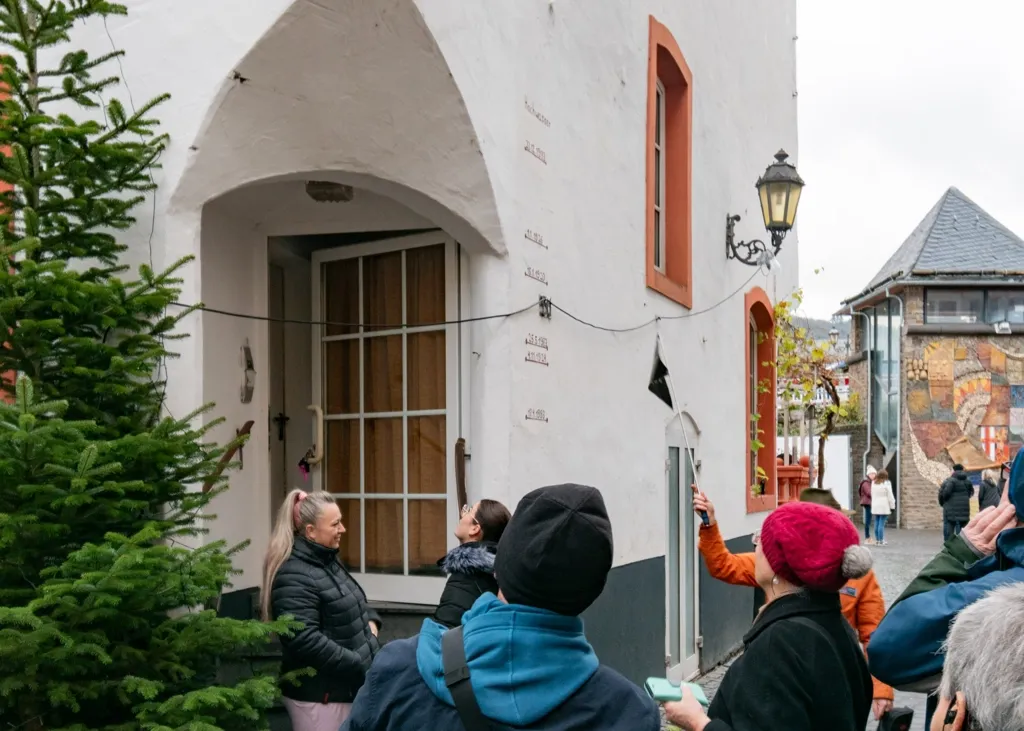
top-left (905, 286), bottom-right (924, 326)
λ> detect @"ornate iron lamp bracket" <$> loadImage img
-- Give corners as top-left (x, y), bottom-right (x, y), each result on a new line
top-left (725, 213), bottom-right (784, 267)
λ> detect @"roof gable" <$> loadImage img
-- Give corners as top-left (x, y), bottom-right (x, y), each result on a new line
top-left (852, 187), bottom-right (1024, 301)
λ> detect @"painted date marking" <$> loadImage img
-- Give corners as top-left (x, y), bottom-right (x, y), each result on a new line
top-left (524, 140), bottom-right (547, 164)
top-left (526, 350), bottom-right (549, 366)
top-left (525, 98), bottom-right (551, 127)
top-left (525, 229), bottom-right (547, 248)
top-left (525, 266), bottom-right (548, 285)
top-left (526, 408), bottom-right (549, 422)
top-left (526, 333), bottom-right (549, 350)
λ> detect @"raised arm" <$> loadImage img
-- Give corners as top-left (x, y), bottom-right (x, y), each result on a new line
top-left (693, 487), bottom-right (757, 588)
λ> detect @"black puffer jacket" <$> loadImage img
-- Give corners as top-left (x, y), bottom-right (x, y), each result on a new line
top-left (939, 471), bottom-right (974, 523)
top-left (978, 477), bottom-right (1002, 511)
top-left (431, 541), bottom-right (498, 628)
top-left (271, 537), bottom-right (381, 703)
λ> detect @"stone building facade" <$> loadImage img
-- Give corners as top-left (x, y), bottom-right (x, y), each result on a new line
top-left (840, 188), bottom-right (1024, 529)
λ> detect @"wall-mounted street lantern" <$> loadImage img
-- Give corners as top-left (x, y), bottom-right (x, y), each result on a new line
top-left (828, 327), bottom-right (840, 347)
top-left (725, 150), bottom-right (805, 267)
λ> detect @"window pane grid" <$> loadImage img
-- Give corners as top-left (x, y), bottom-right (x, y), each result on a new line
top-left (328, 493), bottom-right (447, 499)
top-left (326, 409), bottom-right (445, 420)
top-left (924, 289), bottom-right (983, 324)
top-left (401, 249), bottom-right (410, 576)
top-left (322, 324), bottom-right (446, 342)
top-left (653, 81), bottom-right (666, 273)
top-left (924, 288), bottom-right (1024, 325)
top-left (321, 246), bottom-right (448, 578)
top-left (749, 321), bottom-right (758, 486)
top-left (985, 290), bottom-right (1024, 324)
top-left (358, 257), bottom-right (366, 572)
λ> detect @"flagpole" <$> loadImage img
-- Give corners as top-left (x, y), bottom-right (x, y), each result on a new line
top-left (657, 331), bottom-right (710, 527)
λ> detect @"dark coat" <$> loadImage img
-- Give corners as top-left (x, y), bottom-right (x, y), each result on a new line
top-left (978, 478), bottom-right (1001, 511)
top-left (340, 595), bottom-right (660, 731)
top-left (939, 471), bottom-right (974, 523)
top-left (432, 541), bottom-right (499, 629)
top-left (271, 537), bottom-right (381, 703)
top-left (704, 591), bottom-right (872, 731)
top-left (858, 479), bottom-right (873, 506)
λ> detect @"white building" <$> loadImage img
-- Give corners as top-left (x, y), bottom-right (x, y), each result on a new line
top-left (85, 0), bottom-right (798, 681)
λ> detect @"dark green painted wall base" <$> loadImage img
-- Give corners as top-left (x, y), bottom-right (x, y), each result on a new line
top-left (698, 532), bottom-right (759, 672)
top-left (582, 555), bottom-right (666, 685)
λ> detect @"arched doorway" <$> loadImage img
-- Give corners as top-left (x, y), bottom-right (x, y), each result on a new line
top-left (172, 0), bottom-right (505, 605)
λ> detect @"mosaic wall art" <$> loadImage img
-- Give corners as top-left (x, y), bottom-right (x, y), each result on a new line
top-left (907, 337), bottom-right (1024, 487)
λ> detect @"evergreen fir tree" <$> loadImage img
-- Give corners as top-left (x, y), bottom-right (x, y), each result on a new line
top-left (0, 3), bottom-right (293, 729)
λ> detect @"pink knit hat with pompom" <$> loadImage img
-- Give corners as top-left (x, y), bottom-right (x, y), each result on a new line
top-left (759, 502), bottom-right (872, 592)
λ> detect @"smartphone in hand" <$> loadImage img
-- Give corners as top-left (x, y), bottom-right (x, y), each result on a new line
top-left (644, 677), bottom-right (709, 707)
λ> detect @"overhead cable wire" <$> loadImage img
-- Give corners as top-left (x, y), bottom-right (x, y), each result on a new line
top-left (168, 263), bottom-right (773, 333)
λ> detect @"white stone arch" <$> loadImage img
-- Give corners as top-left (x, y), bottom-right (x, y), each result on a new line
top-left (169, 0), bottom-right (505, 257)
top-left (666, 409), bottom-right (702, 454)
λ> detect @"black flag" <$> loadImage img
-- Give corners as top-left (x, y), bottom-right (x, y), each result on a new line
top-left (648, 338), bottom-right (673, 409)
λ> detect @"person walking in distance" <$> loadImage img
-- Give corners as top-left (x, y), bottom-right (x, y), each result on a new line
top-left (871, 469), bottom-right (896, 546)
top-left (432, 498), bottom-right (511, 629)
top-left (859, 466), bottom-right (877, 542)
top-left (691, 486), bottom-right (894, 721)
top-left (978, 469), bottom-right (1001, 512)
top-left (939, 464), bottom-right (974, 541)
top-left (262, 490), bottom-right (381, 731)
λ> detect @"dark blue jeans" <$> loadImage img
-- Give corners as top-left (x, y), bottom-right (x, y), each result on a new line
top-left (862, 506), bottom-right (872, 539)
top-left (944, 520), bottom-right (963, 542)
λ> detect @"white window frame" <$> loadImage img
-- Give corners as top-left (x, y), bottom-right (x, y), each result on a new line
top-left (653, 79), bottom-right (667, 273)
top-left (310, 232), bottom-right (467, 605)
top-left (665, 420), bottom-right (700, 682)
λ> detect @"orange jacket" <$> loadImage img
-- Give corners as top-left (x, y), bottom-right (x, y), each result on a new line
top-left (698, 523), bottom-right (894, 701)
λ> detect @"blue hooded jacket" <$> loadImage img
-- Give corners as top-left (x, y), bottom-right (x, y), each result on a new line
top-left (340, 593), bottom-right (660, 731)
top-left (867, 450), bottom-right (1024, 689)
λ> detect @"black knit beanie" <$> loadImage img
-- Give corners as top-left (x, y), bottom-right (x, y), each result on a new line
top-left (494, 484), bottom-right (614, 616)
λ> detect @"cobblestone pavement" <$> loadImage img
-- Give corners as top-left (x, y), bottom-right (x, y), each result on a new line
top-left (871, 527), bottom-right (943, 731)
top-left (669, 528), bottom-right (943, 731)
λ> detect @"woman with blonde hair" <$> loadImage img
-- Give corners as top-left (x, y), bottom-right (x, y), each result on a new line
top-left (263, 489), bottom-right (380, 731)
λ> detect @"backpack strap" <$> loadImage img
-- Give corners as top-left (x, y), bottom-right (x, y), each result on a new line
top-left (442, 625), bottom-right (491, 731)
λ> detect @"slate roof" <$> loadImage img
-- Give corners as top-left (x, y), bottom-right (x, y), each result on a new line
top-left (843, 187), bottom-right (1024, 304)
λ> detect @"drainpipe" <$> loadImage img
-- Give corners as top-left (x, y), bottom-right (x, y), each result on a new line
top-left (845, 306), bottom-right (872, 482)
top-left (884, 286), bottom-right (904, 527)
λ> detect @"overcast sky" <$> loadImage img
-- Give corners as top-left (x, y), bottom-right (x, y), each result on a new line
top-left (796, 1), bottom-right (1024, 318)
